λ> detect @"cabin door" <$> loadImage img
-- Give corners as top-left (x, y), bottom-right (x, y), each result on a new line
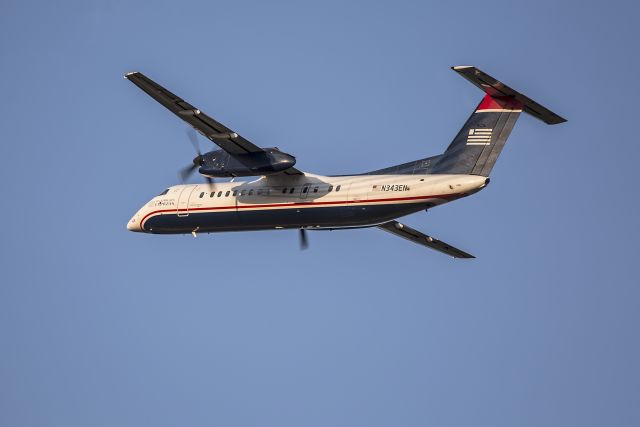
top-left (177, 186), bottom-right (196, 217)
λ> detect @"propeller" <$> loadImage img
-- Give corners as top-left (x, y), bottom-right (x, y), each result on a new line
top-left (299, 229), bottom-right (309, 250)
top-left (179, 158), bottom-right (201, 182)
top-left (186, 127), bottom-right (200, 153)
top-left (179, 128), bottom-right (213, 189)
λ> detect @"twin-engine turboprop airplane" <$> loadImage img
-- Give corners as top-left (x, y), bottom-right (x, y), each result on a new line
top-left (125, 66), bottom-right (566, 258)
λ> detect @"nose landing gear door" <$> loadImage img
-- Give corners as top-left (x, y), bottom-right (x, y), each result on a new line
top-left (177, 186), bottom-right (196, 217)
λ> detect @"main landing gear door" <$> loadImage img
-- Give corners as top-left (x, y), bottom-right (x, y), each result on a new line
top-left (177, 186), bottom-right (197, 217)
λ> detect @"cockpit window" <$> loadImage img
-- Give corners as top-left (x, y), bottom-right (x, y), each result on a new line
top-left (158, 189), bottom-right (169, 196)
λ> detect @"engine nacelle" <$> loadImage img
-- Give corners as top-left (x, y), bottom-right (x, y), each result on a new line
top-left (197, 148), bottom-right (296, 177)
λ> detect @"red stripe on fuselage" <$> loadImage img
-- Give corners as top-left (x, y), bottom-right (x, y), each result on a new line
top-left (139, 193), bottom-right (461, 230)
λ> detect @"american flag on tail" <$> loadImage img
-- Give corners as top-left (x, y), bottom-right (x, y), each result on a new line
top-left (466, 128), bottom-right (492, 145)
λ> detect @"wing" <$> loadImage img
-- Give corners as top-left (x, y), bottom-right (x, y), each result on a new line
top-left (378, 221), bottom-right (475, 258)
top-left (124, 72), bottom-right (302, 175)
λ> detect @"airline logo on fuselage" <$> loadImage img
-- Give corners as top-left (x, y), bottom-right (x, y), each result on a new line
top-left (467, 128), bottom-right (492, 145)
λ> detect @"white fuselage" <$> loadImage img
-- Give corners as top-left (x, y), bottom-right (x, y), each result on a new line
top-left (127, 173), bottom-right (488, 234)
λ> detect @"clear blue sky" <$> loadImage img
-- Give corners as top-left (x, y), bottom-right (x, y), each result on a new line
top-left (1, 1), bottom-right (638, 426)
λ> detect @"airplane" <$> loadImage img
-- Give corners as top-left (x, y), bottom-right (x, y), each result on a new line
top-left (125, 66), bottom-right (566, 258)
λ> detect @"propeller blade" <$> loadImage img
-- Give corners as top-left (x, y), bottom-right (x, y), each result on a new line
top-left (299, 229), bottom-right (309, 250)
top-left (186, 128), bottom-right (201, 155)
top-left (179, 163), bottom-right (198, 182)
top-left (181, 129), bottom-right (213, 187)
top-left (205, 176), bottom-right (214, 190)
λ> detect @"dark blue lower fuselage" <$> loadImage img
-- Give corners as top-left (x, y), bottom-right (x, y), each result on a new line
top-left (143, 202), bottom-right (432, 234)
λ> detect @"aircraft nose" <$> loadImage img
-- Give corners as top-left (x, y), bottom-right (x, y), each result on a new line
top-left (127, 215), bottom-right (141, 232)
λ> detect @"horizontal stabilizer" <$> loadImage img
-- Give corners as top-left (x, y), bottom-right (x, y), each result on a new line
top-left (378, 221), bottom-right (474, 258)
top-left (452, 66), bottom-right (566, 125)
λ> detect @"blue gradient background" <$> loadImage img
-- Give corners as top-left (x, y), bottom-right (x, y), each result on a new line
top-left (1, 1), bottom-right (638, 426)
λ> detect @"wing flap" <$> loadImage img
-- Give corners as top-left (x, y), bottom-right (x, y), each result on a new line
top-left (378, 220), bottom-right (475, 258)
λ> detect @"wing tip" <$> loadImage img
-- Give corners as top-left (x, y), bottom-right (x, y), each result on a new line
top-left (452, 65), bottom-right (475, 71)
top-left (123, 71), bottom-right (139, 79)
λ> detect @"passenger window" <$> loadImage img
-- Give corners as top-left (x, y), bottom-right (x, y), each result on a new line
top-left (232, 190), bottom-right (238, 196)
top-left (302, 186), bottom-right (308, 194)
top-left (282, 188), bottom-right (287, 194)
top-left (248, 189), bottom-right (254, 196)
top-left (226, 191), bottom-right (231, 197)
top-left (210, 192), bottom-right (215, 198)
top-left (336, 185), bottom-right (341, 192)
top-left (289, 188), bottom-right (295, 194)
top-left (313, 186), bottom-right (318, 193)
top-left (240, 190), bottom-right (247, 196)
top-left (199, 192), bottom-right (205, 198)
top-left (327, 185), bottom-right (333, 192)
top-left (217, 191), bottom-right (222, 197)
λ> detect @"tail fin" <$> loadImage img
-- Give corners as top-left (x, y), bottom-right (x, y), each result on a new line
top-left (432, 66), bottom-right (566, 176)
